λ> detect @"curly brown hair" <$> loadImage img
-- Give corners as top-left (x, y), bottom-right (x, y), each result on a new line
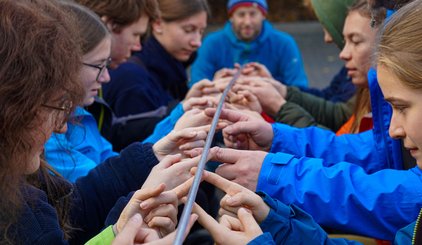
top-left (0, 0), bottom-right (84, 243)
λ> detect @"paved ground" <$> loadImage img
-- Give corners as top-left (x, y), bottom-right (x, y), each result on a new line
top-left (207, 21), bottom-right (343, 89)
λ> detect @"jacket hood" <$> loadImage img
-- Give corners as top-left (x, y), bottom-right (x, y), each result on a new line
top-left (311, 0), bottom-right (356, 49)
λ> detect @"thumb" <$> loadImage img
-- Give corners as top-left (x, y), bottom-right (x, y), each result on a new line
top-left (209, 147), bottom-right (242, 164)
top-left (158, 154), bottom-right (182, 169)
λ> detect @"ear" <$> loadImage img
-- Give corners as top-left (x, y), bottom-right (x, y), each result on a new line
top-left (152, 19), bottom-right (163, 34)
top-left (101, 16), bottom-right (117, 33)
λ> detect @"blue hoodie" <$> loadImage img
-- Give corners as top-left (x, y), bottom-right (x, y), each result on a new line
top-left (189, 20), bottom-right (308, 88)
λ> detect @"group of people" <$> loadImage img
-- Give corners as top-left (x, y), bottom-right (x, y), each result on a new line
top-left (1, 0), bottom-right (422, 244)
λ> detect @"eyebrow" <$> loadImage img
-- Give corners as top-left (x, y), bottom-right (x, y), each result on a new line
top-left (384, 97), bottom-right (409, 104)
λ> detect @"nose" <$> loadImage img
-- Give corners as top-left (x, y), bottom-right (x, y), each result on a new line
top-left (243, 14), bottom-right (252, 25)
top-left (131, 38), bottom-right (142, 52)
top-left (339, 42), bottom-right (351, 61)
top-left (190, 33), bottom-right (202, 49)
top-left (389, 115), bottom-right (405, 139)
top-left (98, 68), bottom-right (111, 84)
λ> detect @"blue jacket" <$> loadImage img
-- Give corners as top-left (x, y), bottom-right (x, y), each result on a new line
top-left (8, 143), bottom-right (158, 245)
top-left (249, 192), bottom-right (415, 245)
top-left (189, 21), bottom-right (308, 88)
top-left (299, 66), bottom-right (355, 102)
top-left (45, 107), bottom-right (118, 182)
top-left (268, 69), bottom-right (403, 171)
top-left (256, 151), bottom-right (422, 241)
top-left (255, 70), bottom-right (412, 241)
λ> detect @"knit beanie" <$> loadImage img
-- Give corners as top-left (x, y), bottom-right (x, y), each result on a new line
top-left (311, 0), bottom-right (356, 49)
top-left (227, 0), bottom-right (268, 16)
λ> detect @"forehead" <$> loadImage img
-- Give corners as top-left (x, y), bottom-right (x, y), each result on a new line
top-left (232, 6), bottom-right (263, 16)
top-left (121, 15), bottom-right (149, 34)
top-left (343, 11), bottom-right (372, 36)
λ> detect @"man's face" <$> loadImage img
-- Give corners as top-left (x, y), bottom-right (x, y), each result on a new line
top-left (230, 6), bottom-right (265, 42)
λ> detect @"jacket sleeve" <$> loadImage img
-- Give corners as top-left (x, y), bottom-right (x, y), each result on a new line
top-left (256, 192), bottom-right (360, 245)
top-left (247, 233), bottom-right (276, 245)
top-left (84, 226), bottom-right (114, 245)
top-left (45, 133), bottom-right (117, 182)
top-left (274, 101), bottom-right (329, 130)
top-left (257, 152), bottom-right (422, 240)
top-left (270, 123), bottom-right (388, 173)
top-left (69, 143), bottom-right (159, 244)
top-left (143, 103), bottom-right (184, 143)
top-left (286, 86), bottom-right (354, 131)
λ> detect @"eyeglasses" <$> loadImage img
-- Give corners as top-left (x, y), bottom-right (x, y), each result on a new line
top-left (82, 57), bottom-right (112, 81)
top-left (42, 100), bottom-right (73, 130)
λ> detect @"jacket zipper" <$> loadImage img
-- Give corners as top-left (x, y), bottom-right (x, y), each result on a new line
top-left (412, 208), bottom-right (422, 245)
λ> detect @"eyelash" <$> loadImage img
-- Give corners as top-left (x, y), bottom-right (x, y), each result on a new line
top-left (393, 105), bottom-right (407, 114)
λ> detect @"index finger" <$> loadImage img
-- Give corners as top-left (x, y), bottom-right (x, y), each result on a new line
top-left (201, 167), bottom-right (242, 195)
top-left (204, 108), bottom-right (249, 124)
top-left (173, 177), bottom-right (194, 198)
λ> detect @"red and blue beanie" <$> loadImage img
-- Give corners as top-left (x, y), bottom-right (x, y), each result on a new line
top-left (227, 0), bottom-right (268, 16)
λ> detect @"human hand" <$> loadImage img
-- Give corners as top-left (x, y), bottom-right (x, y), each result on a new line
top-left (174, 109), bottom-right (217, 131)
top-left (115, 184), bottom-right (178, 238)
top-left (192, 202), bottom-right (263, 245)
top-left (210, 147), bottom-right (267, 191)
top-left (182, 96), bottom-right (220, 111)
top-left (153, 126), bottom-right (209, 160)
top-left (204, 108), bottom-right (273, 151)
top-left (213, 66), bottom-right (239, 80)
top-left (112, 213), bottom-right (198, 245)
top-left (185, 79), bottom-right (220, 99)
top-left (142, 154), bottom-right (201, 191)
top-left (233, 77), bottom-right (286, 117)
top-left (240, 62), bottom-right (273, 79)
top-left (226, 89), bottom-right (262, 113)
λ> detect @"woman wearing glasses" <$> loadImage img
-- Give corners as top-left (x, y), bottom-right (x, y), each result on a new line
top-left (43, 0), bottom-right (118, 182)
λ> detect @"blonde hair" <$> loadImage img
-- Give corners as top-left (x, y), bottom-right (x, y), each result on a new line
top-left (376, 0), bottom-right (422, 90)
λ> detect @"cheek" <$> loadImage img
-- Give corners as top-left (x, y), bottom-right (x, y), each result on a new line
top-left (80, 72), bottom-right (96, 91)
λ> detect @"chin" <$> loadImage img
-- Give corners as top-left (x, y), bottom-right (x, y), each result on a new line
top-left (83, 98), bottom-right (95, 106)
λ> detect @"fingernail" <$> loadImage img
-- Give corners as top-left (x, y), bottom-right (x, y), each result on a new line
top-left (140, 202), bottom-right (148, 209)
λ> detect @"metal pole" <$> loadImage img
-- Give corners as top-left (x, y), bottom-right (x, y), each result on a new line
top-left (173, 67), bottom-right (243, 245)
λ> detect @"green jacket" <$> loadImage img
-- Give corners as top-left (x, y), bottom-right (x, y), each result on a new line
top-left (275, 86), bottom-right (354, 131)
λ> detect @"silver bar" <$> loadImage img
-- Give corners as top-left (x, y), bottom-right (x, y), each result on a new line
top-left (173, 66), bottom-right (243, 245)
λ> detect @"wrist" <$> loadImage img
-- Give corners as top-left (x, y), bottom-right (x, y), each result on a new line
top-left (266, 99), bottom-right (285, 118)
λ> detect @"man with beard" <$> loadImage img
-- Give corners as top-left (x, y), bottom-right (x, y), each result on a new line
top-left (189, 0), bottom-right (309, 88)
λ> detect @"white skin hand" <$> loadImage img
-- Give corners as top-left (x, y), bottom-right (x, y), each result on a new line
top-left (204, 108), bottom-right (273, 151)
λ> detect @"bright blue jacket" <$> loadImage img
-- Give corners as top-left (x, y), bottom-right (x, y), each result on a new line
top-left (256, 151), bottom-right (422, 241)
top-left (248, 192), bottom-right (415, 244)
top-left (268, 69), bottom-right (403, 172)
top-left (255, 69), bottom-right (417, 240)
top-left (45, 107), bottom-right (118, 182)
top-left (189, 21), bottom-right (308, 88)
